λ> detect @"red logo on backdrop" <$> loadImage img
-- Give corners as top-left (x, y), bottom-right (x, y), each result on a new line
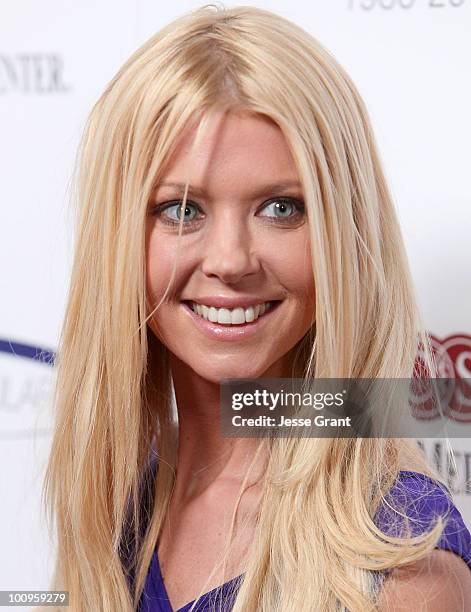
top-left (411, 334), bottom-right (471, 422)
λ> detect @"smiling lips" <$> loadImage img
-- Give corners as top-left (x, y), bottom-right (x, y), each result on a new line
top-left (180, 298), bottom-right (282, 341)
top-left (189, 300), bottom-right (274, 325)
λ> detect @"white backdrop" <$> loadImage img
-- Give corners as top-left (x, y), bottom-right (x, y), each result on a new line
top-left (1, 0), bottom-right (470, 604)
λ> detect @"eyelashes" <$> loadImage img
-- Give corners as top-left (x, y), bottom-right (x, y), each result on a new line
top-left (149, 197), bottom-right (306, 229)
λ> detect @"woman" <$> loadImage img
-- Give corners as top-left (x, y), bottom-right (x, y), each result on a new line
top-left (42, 4), bottom-right (471, 611)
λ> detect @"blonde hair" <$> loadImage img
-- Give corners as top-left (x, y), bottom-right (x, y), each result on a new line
top-left (42, 4), bottom-right (446, 611)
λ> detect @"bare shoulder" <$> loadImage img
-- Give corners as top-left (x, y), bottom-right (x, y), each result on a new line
top-left (377, 550), bottom-right (471, 611)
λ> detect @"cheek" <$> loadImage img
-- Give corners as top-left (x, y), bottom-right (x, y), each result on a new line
top-left (274, 234), bottom-right (316, 333)
top-left (145, 235), bottom-right (181, 343)
top-left (268, 232), bottom-right (315, 299)
top-left (294, 234), bottom-right (315, 297)
top-left (146, 243), bottom-right (167, 304)
top-left (145, 232), bottom-right (182, 305)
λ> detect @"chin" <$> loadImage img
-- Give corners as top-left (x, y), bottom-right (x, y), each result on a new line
top-left (189, 359), bottom-right (269, 383)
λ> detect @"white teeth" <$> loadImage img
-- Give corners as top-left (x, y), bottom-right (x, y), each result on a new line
top-left (231, 307), bottom-right (246, 324)
top-left (217, 308), bottom-right (231, 324)
top-left (189, 301), bottom-right (274, 325)
top-left (208, 306), bottom-right (218, 323)
top-left (244, 306), bottom-right (255, 323)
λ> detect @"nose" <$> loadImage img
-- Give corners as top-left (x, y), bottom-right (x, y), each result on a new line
top-left (200, 213), bottom-right (261, 284)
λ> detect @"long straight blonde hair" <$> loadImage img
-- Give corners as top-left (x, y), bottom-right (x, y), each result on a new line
top-left (42, 4), bottom-right (444, 611)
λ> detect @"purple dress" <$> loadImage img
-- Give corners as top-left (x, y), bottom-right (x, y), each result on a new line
top-left (134, 465), bottom-right (471, 612)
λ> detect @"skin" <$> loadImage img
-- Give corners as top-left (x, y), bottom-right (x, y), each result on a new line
top-left (377, 550), bottom-right (471, 611)
top-left (144, 109), bottom-right (471, 609)
top-left (144, 109), bottom-right (316, 607)
top-left (145, 109), bottom-right (316, 497)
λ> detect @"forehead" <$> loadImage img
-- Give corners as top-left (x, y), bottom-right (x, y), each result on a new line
top-left (158, 110), bottom-right (300, 192)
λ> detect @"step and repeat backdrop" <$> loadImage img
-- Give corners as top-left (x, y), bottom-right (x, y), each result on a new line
top-left (1, 0), bottom-right (470, 599)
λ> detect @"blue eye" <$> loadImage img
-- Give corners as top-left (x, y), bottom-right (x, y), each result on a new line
top-left (150, 196), bottom-right (305, 228)
top-left (153, 200), bottom-right (201, 225)
top-left (258, 198), bottom-right (304, 220)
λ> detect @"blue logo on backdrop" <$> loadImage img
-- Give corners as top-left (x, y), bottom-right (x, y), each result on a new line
top-left (0, 338), bottom-right (55, 364)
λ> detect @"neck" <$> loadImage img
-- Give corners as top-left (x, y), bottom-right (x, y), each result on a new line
top-left (168, 343), bottom-right (304, 501)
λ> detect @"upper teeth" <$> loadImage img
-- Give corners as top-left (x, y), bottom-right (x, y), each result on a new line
top-left (191, 301), bottom-right (272, 325)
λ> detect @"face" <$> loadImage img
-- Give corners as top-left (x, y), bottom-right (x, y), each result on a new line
top-left (145, 110), bottom-right (316, 383)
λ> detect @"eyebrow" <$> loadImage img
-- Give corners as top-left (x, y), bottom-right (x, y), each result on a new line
top-left (156, 180), bottom-right (303, 199)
